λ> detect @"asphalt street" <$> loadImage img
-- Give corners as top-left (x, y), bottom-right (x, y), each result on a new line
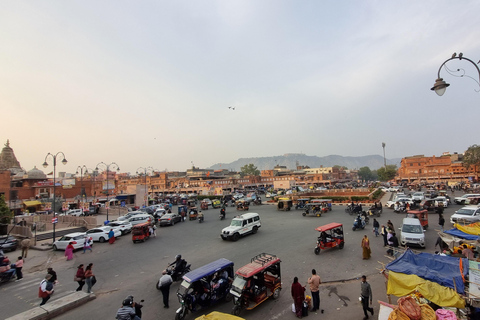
top-left (0, 192), bottom-right (461, 320)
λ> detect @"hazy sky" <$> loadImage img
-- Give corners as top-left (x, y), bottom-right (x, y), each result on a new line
top-left (1, 1), bottom-right (479, 175)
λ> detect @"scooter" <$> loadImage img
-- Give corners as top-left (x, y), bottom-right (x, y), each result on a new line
top-left (157, 263), bottom-right (192, 287)
top-left (219, 208), bottom-right (226, 220)
top-left (198, 214), bottom-right (204, 223)
top-left (352, 214), bottom-right (366, 231)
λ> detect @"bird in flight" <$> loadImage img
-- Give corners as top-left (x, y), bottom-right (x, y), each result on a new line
top-left (228, 106), bottom-right (235, 110)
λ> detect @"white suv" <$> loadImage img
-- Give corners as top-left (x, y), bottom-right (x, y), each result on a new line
top-left (221, 213), bottom-right (261, 241)
top-left (450, 206), bottom-right (480, 224)
top-left (454, 194), bottom-right (480, 205)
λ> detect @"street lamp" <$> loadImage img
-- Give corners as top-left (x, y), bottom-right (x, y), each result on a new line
top-left (137, 166), bottom-right (154, 207)
top-left (42, 152), bottom-right (68, 243)
top-left (431, 52), bottom-right (480, 96)
top-left (76, 165), bottom-right (91, 212)
top-left (95, 162), bottom-right (120, 221)
top-left (382, 142), bottom-right (387, 171)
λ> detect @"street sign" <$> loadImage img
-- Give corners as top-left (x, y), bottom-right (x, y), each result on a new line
top-left (105, 203), bottom-right (110, 209)
top-left (52, 217), bottom-right (58, 224)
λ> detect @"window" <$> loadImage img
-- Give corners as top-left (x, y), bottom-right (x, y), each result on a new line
top-left (254, 216), bottom-right (259, 222)
top-left (248, 218), bottom-right (253, 223)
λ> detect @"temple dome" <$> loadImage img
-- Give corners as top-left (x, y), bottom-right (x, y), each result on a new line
top-left (26, 166), bottom-right (47, 179)
top-left (0, 140), bottom-right (22, 173)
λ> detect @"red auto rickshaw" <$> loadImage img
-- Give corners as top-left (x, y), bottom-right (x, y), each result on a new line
top-left (406, 210), bottom-right (429, 230)
top-left (132, 222), bottom-right (151, 243)
top-left (314, 222), bottom-right (345, 254)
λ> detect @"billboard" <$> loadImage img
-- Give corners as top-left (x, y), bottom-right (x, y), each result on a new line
top-left (102, 181), bottom-right (115, 190)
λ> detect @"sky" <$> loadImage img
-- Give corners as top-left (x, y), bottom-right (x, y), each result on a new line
top-left (1, 1), bottom-right (480, 175)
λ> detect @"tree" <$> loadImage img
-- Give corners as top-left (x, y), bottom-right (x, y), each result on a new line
top-left (240, 164), bottom-right (260, 177)
top-left (463, 144), bottom-right (480, 171)
top-left (376, 165), bottom-right (397, 182)
top-left (333, 165), bottom-right (348, 170)
top-left (358, 166), bottom-right (375, 181)
top-left (0, 194), bottom-right (13, 224)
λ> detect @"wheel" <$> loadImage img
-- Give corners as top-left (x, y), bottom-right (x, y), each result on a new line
top-left (52, 245), bottom-right (58, 251)
top-left (175, 308), bottom-right (187, 320)
top-left (171, 220), bottom-right (175, 226)
top-left (252, 226), bottom-right (258, 234)
top-left (345, 208), bottom-right (349, 213)
top-left (352, 227), bottom-right (356, 231)
top-left (133, 241), bottom-right (136, 243)
top-left (314, 247), bottom-right (320, 255)
top-left (225, 292), bottom-right (233, 302)
top-left (339, 242), bottom-right (345, 249)
top-left (273, 288), bottom-right (281, 299)
top-left (99, 237), bottom-right (105, 243)
top-left (232, 233), bottom-right (240, 241)
top-left (349, 210), bottom-right (353, 216)
top-left (302, 212), bottom-right (306, 216)
top-left (232, 305), bottom-right (241, 316)
top-left (221, 236), bottom-right (227, 240)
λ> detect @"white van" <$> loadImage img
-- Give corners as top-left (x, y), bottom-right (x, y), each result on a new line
top-left (128, 213), bottom-right (153, 226)
top-left (221, 213), bottom-right (261, 241)
top-left (400, 218), bottom-right (425, 248)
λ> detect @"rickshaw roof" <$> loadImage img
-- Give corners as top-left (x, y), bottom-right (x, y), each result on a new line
top-left (297, 198), bottom-right (310, 201)
top-left (406, 210), bottom-right (428, 214)
top-left (189, 207), bottom-right (198, 209)
top-left (278, 198), bottom-right (291, 201)
top-left (310, 199), bottom-right (332, 202)
top-left (132, 222), bottom-right (151, 229)
top-left (315, 222), bottom-right (343, 232)
top-left (183, 258), bottom-right (234, 283)
top-left (235, 254), bottom-right (281, 278)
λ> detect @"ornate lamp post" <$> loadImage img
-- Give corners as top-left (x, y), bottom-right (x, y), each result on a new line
top-left (137, 167), bottom-right (154, 207)
top-left (95, 162), bottom-right (120, 221)
top-left (42, 152), bottom-right (68, 242)
top-left (76, 165), bottom-right (91, 213)
top-left (431, 52), bottom-right (480, 96)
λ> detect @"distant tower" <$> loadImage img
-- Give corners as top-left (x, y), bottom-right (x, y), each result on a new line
top-left (0, 140), bottom-right (22, 174)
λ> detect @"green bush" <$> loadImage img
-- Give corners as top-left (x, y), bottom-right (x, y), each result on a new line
top-left (372, 189), bottom-right (383, 200)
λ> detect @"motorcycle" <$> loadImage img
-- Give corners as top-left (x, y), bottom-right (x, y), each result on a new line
top-left (352, 214), bottom-right (366, 231)
top-left (220, 208), bottom-right (226, 220)
top-left (0, 257), bottom-right (16, 284)
top-left (157, 263), bottom-right (192, 287)
top-left (198, 214), bottom-right (204, 223)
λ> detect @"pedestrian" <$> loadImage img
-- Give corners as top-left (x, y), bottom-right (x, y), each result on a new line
top-left (83, 236), bottom-right (92, 253)
top-left (360, 275), bottom-right (374, 319)
top-left (361, 235), bottom-right (371, 260)
top-left (65, 242), bottom-right (74, 261)
top-left (387, 220), bottom-right (394, 232)
top-left (381, 225), bottom-right (388, 246)
top-left (307, 269), bottom-right (321, 313)
top-left (38, 274), bottom-right (54, 306)
top-left (373, 219), bottom-right (379, 237)
top-left (291, 276), bottom-right (305, 318)
top-left (108, 229), bottom-right (116, 244)
top-left (20, 237), bottom-right (30, 258)
top-left (439, 214), bottom-right (445, 232)
top-left (47, 267), bottom-right (58, 284)
top-left (387, 232), bottom-right (399, 257)
top-left (116, 298), bottom-right (140, 320)
top-left (149, 225), bottom-right (156, 238)
top-left (158, 270), bottom-right (173, 308)
top-left (75, 264), bottom-right (86, 291)
top-left (15, 256), bottom-right (24, 281)
top-left (85, 263), bottom-right (95, 294)
top-left (462, 244), bottom-right (475, 260)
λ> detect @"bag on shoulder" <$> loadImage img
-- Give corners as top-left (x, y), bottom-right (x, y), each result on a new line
top-left (74, 276), bottom-right (81, 282)
top-left (91, 275), bottom-right (97, 286)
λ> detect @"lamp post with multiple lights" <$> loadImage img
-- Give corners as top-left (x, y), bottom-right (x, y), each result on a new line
top-left (95, 162), bottom-right (120, 221)
top-left (76, 165), bottom-right (90, 213)
top-left (136, 167), bottom-right (154, 207)
top-left (43, 152), bottom-right (68, 243)
top-left (431, 52), bottom-right (480, 96)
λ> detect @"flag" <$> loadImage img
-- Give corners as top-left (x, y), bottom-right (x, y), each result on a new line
top-left (207, 171), bottom-right (210, 177)
top-left (47, 171), bottom-right (53, 175)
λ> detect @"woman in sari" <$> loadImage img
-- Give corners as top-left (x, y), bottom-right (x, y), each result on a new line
top-left (65, 242), bottom-right (74, 261)
top-left (361, 235), bottom-right (371, 260)
top-left (291, 276), bottom-right (305, 318)
top-left (108, 229), bottom-right (115, 244)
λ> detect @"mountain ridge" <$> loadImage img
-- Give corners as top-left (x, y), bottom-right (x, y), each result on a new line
top-left (208, 154), bottom-right (401, 171)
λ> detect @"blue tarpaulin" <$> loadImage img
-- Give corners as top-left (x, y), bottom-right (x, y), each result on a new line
top-left (386, 249), bottom-right (468, 294)
top-left (444, 228), bottom-right (480, 240)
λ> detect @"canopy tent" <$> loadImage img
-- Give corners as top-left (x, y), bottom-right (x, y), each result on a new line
top-left (444, 228), bottom-right (480, 241)
top-left (23, 200), bottom-right (42, 207)
top-left (438, 231), bottom-right (479, 249)
top-left (387, 271), bottom-right (465, 309)
top-left (386, 249), bottom-right (468, 294)
top-left (454, 222), bottom-right (480, 236)
top-left (195, 312), bottom-right (245, 320)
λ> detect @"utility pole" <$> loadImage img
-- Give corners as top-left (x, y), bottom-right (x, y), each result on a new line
top-left (382, 142), bottom-right (387, 171)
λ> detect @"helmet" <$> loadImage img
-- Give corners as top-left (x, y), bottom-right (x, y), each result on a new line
top-left (175, 254), bottom-right (181, 260)
top-left (123, 298), bottom-right (133, 307)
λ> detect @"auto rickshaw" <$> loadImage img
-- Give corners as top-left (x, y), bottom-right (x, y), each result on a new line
top-left (310, 199), bottom-right (332, 211)
top-left (276, 198), bottom-right (292, 211)
top-left (236, 200), bottom-right (249, 211)
top-left (295, 198), bottom-right (310, 210)
top-left (406, 210), bottom-right (429, 230)
top-left (188, 199), bottom-right (197, 208)
top-left (201, 201), bottom-right (209, 210)
top-left (230, 253), bottom-right (281, 316)
top-left (179, 205), bottom-right (189, 221)
top-left (175, 258), bottom-right (234, 320)
top-left (189, 207), bottom-right (199, 220)
top-left (212, 199), bottom-right (222, 209)
top-left (132, 222), bottom-right (151, 243)
top-left (303, 203), bottom-right (323, 217)
top-left (314, 223), bottom-right (345, 254)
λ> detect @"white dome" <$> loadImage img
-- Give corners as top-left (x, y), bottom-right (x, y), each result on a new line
top-left (27, 166), bottom-right (47, 179)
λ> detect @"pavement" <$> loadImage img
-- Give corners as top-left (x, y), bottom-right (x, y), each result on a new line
top-left (6, 192), bottom-right (395, 319)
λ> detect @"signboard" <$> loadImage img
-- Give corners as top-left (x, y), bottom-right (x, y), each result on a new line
top-left (62, 203), bottom-right (69, 211)
top-left (62, 178), bottom-right (76, 186)
top-left (52, 217), bottom-right (58, 224)
top-left (102, 181), bottom-right (115, 190)
top-left (469, 260), bottom-right (480, 299)
top-left (105, 203), bottom-right (110, 209)
top-left (44, 203), bottom-right (51, 210)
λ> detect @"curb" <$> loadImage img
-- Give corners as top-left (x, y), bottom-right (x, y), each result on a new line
top-left (6, 292), bottom-right (96, 320)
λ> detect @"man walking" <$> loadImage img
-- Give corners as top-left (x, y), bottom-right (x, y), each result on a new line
top-left (307, 269), bottom-right (321, 312)
top-left (159, 270), bottom-right (173, 308)
top-left (21, 237), bottom-right (30, 258)
top-left (39, 274), bottom-right (54, 306)
top-left (360, 275), bottom-right (374, 320)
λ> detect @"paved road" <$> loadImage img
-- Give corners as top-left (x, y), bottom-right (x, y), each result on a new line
top-left (0, 192), bottom-right (461, 319)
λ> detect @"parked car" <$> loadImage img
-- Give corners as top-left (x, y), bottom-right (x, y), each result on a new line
top-left (118, 211), bottom-right (144, 221)
top-left (412, 192), bottom-right (425, 202)
top-left (450, 206), bottom-right (480, 224)
top-left (60, 209), bottom-right (84, 217)
top-left (433, 196), bottom-right (449, 207)
top-left (107, 221), bottom-right (133, 235)
top-left (128, 213), bottom-right (153, 226)
top-left (52, 232), bottom-right (87, 251)
top-left (0, 235), bottom-right (18, 252)
top-left (86, 226), bottom-right (122, 243)
top-left (388, 186), bottom-right (400, 192)
top-left (386, 198), bottom-right (414, 209)
top-left (399, 218), bottom-right (425, 248)
top-left (454, 194), bottom-right (480, 205)
top-left (159, 213), bottom-right (182, 226)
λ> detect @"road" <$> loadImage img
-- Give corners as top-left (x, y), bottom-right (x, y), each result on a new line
top-left (0, 193), bottom-right (460, 319)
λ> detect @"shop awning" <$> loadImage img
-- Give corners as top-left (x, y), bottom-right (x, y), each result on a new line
top-left (23, 200), bottom-right (43, 207)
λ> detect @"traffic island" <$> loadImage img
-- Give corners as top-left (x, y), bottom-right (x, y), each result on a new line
top-left (6, 292), bottom-right (96, 320)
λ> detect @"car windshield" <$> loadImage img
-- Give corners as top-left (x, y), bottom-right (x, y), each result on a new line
top-left (231, 220), bottom-right (242, 227)
top-left (456, 209), bottom-right (475, 216)
top-left (402, 224), bottom-right (423, 233)
top-left (231, 276), bottom-right (247, 294)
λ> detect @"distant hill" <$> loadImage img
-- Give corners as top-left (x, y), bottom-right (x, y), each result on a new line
top-left (208, 153), bottom-right (401, 171)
